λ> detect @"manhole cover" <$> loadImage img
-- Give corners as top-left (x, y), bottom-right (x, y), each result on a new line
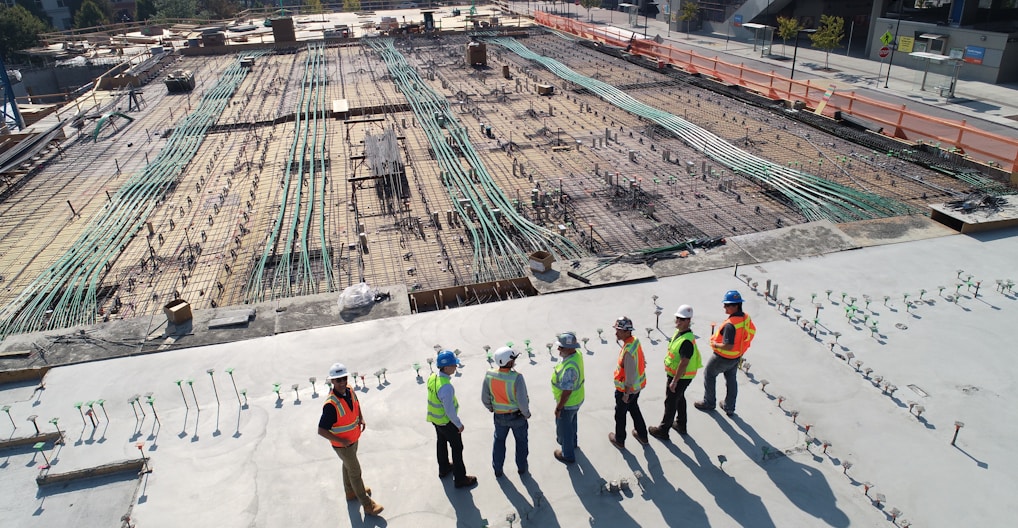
top-left (895, 323), bottom-right (908, 330)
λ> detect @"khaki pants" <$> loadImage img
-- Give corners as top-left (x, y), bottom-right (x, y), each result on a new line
top-left (333, 442), bottom-right (369, 506)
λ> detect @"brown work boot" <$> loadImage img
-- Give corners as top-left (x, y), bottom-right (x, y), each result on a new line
top-left (363, 499), bottom-right (384, 516)
top-left (648, 425), bottom-right (669, 441)
top-left (346, 487), bottom-right (371, 501)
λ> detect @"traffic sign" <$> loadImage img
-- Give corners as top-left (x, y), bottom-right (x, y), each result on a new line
top-left (880, 31), bottom-right (894, 46)
top-left (879, 46), bottom-right (890, 58)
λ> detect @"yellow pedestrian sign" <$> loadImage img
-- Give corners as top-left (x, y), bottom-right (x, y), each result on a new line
top-left (880, 31), bottom-right (894, 46)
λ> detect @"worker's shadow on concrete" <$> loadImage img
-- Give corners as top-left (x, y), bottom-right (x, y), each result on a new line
top-left (643, 439), bottom-right (709, 527)
top-left (717, 414), bottom-right (850, 527)
top-left (497, 473), bottom-right (561, 527)
top-left (441, 480), bottom-right (483, 528)
top-left (568, 451), bottom-right (640, 527)
top-left (346, 504), bottom-right (388, 528)
top-left (669, 436), bottom-right (774, 528)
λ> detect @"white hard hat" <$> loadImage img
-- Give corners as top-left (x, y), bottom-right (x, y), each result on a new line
top-left (328, 362), bottom-right (349, 380)
top-left (674, 304), bottom-right (694, 318)
top-left (493, 346), bottom-right (519, 367)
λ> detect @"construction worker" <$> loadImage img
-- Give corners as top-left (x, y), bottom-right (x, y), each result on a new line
top-left (427, 350), bottom-right (477, 489)
top-left (317, 362), bottom-right (384, 516)
top-left (695, 290), bottom-right (756, 416)
top-left (481, 346), bottom-right (531, 477)
top-left (552, 331), bottom-right (585, 464)
top-left (649, 305), bottom-right (702, 440)
top-left (610, 316), bottom-right (648, 449)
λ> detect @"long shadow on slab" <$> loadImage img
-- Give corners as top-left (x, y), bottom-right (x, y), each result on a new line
top-left (643, 439), bottom-right (709, 527)
top-left (568, 451), bottom-right (640, 527)
top-left (498, 473), bottom-right (562, 527)
top-left (719, 414), bottom-right (849, 527)
top-left (346, 501), bottom-right (389, 528)
top-left (670, 436), bottom-right (774, 528)
top-left (440, 478), bottom-right (483, 528)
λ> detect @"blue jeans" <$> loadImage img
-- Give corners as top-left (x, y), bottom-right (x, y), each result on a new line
top-left (555, 407), bottom-right (578, 461)
top-left (492, 412), bottom-right (528, 473)
top-left (702, 354), bottom-right (741, 411)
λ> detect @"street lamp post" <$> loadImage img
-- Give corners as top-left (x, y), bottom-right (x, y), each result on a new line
top-left (884, 0), bottom-right (905, 88)
top-left (789, 29), bottom-right (816, 80)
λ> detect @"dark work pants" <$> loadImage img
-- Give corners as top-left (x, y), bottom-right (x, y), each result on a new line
top-left (614, 390), bottom-right (647, 443)
top-left (434, 422), bottom-right (467, 482)
top-left (659, 376), bottom-right (693, 431)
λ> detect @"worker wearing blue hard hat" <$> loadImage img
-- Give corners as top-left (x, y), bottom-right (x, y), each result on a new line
top-left (695, 290), bottom-right (756, 416)
top-left (426, 350), bottom-right (477, 489)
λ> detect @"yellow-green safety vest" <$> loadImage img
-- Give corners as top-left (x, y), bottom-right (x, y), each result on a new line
top-left (665, 329), bottom-right (702, 379)
top-left (426, 373), bottom-right (457, 425)
top-left (552, 352), bottom-right (585, 407)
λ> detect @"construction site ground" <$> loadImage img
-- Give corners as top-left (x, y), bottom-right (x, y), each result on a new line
top-left (1, 5), bottom-right (1017, 527)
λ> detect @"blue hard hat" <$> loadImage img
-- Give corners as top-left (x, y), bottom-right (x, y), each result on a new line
top-left (723, 290), bottom-right (743, 304)
top-left (436, 350), bottom-right (461, 368)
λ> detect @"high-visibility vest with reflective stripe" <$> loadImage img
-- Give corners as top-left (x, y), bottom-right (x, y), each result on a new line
top-left (551, 352), bottom-right (585, 407)
top-left (326, 391), bottom-right (362, 447)
top-left (712, 313), bottom-right (756, 359)
top-left (426, 373), bottom-right (457, 425)
top-left (665, 329), bottom-right (703, 379)
top-left (486, 369), bottom-right (520, 413)
top-left (613, 336), bottom-right (646, 391)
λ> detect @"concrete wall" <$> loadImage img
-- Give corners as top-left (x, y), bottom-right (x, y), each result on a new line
top-left (869, 18), bottom-right (1015, 83)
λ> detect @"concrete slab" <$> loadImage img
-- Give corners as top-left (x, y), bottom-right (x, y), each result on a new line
top-left (530, 258), bottom-right (656, 294)
top-left (836, 215), bottom-right (956, 247)
top-left (726, 220), bottom-right (859, 263)
top-left (1, 227), bottom-right (1015, 528)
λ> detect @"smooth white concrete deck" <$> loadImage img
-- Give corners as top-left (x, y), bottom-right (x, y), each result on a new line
top-left (2, 225), bottom-right (1015, 527)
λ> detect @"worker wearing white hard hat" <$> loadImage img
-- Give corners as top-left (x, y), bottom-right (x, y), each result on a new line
top-left (649, 305), bottom-right (703, 440)
top-left (317, 362), bottom-right (384, 516)
top-left (480, 346), bottom-right (531, 477)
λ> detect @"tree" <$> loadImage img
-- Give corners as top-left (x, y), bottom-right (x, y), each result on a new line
top-left (579, 0), bottom-right (601, 22)
top-left (775, 16), bottom-right (800, 57)
top-left (0, 5), bottom-right (49, 61)
top-left (342, 0), bottom-right (361, 13)
top-left (201, 0), bottom-right (237, 20)
top-left (136, 0), bottom-right (157, 21)
top-left (74, 0), bottom-right (109, 28)
top-left (306, 0), bottom-right (324, 15)
top-left (156, 0), bottom-right (197, 19)
top-left (678, 1), bottom-right (698, 39)
top-left (809, 14), bottom-right (844, 70)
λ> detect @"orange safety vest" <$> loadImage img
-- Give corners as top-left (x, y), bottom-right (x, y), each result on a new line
top-left (326, 390), bottom-right (362, 447)
top-left (613, 336), bottom-right (646, 392)
top-left (711, 313), bottom-right (756, 359)
top-left (486, 369), bottom-right (520, 413)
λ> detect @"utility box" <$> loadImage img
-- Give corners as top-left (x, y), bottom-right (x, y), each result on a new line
top-left (466, 40), bottom-right (487, 66)
top-left (164, 299), bottom-right (193, 325)
top-left (528, 251), bottom-right (555, 273)
top-left (272, 17), bottom-right (296, 43)
top-left (537, 84), bottom-right (554, 96)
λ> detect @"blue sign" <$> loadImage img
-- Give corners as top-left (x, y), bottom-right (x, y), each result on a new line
top-left (963, 45), bottom-right (985, 64)
top-left (734, 14), bottom-right (743, 27)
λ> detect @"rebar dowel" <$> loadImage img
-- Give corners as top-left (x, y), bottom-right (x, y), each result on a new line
top-left (187, 380), bottom-right (200, 411)
top-left (1, 405), bottom-right (13, 429)
top-left (146, 396), bottom-right (160, 424)
top-left (176, 380), bottom-right (190, 409)
top-left (227, 368), bottom-right (242, 404)
top-left (207, 369), bottom-right (220, 406)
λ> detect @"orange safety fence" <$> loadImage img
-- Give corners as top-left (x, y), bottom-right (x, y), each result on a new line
top-left (534, 12), bottom-right (1018, 175)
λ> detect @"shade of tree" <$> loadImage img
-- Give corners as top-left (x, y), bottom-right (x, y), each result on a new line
top-left (74, 0), bottom-right (109, 29)
top-left (156, 0), bottom-right (197, 19)
top-left (678, 1), bottom-right (698, 39)
top-left (0, 5), bottom-right (50, 61)
top-left (136, 0), bottom-right (157, 21)
top-left (579, 0), bottom-right (601, 22)
top-left (776, 16), bottom-right (801, 57)
top-left (809, 14), bottom-right (844, 70)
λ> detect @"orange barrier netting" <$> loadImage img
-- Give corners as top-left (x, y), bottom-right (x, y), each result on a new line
top-left (534, 12), bottom-right (1018, 175)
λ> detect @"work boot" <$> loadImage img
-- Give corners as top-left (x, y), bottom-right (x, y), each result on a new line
top-left (648, 425), bottom-right (669, 441)
top-left (608, 432), bottom-right (625, 449)
top-left (693, 400), bottom-right (714, 412)
top-left (631, 429), bottom-right (649, 445)
top-left (363, 499), bottom-right (384, 516)
top-left (454, 475), bottom-right (478, 489)
top-left (671, 422), bottom-right (688, 435)
top-left (346, 487), bottom-right (371, 501)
